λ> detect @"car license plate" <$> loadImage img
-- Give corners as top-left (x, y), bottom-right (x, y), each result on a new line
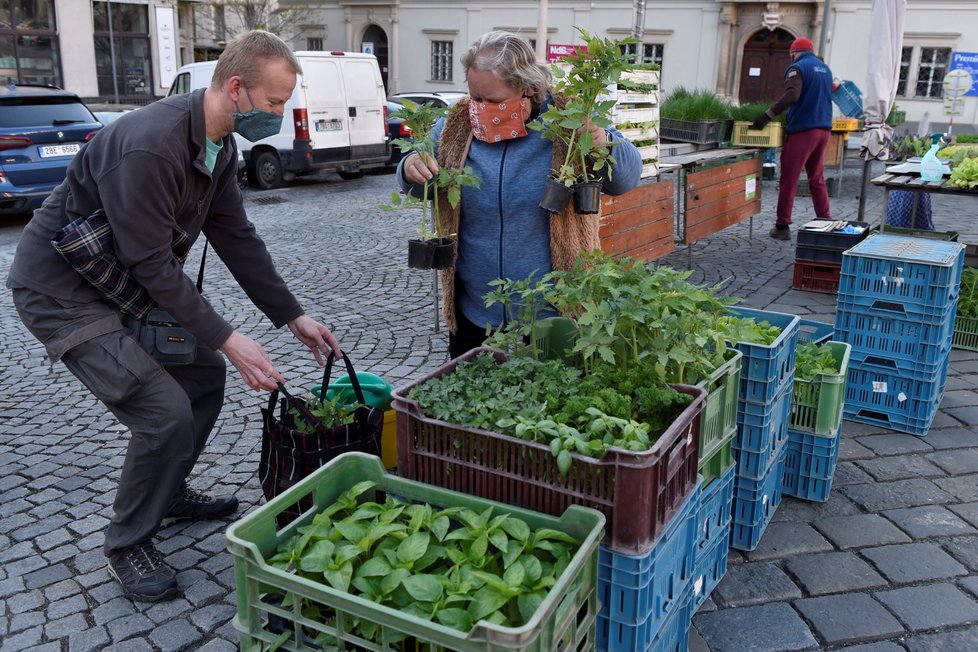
top-left (315, 119), bottom-right (342, 132)
top-left (39, 144), bottom-right (81, 158)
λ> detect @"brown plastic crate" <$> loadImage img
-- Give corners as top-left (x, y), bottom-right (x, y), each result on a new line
top-left (391, 347), bottom-right (706, 556)
top-left (792, 259), bottom-right (841, 294)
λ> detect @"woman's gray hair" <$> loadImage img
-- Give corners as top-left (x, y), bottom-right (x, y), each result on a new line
top-left (461, 31), bottom-right (552, 103)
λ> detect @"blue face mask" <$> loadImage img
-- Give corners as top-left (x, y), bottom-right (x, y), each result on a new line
top-left (232, 87), bottom-right (283, 142)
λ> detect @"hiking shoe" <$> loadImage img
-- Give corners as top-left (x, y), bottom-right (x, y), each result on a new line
top-left (769, 226), bottom-right (791, 241)
top-left (164, 484), bottom-right (238, 521)
top-left (108, 541), bottom-right (179, 602)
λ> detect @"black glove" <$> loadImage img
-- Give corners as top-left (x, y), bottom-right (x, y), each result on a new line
top-left (750, 114), bottom-right (771, 131)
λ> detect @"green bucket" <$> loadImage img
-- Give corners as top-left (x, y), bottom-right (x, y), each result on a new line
top-left (312, 371), bottom-right (393, 410)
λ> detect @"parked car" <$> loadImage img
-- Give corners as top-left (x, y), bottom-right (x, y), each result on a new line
top-left (88, 103), bottom-right (141, 127)
top-left (386, 100), bottom-right (412, 166)
top-left (388, 91), bottom-right (467, 109)
top-left (0, 84), bottom-right (102, 215)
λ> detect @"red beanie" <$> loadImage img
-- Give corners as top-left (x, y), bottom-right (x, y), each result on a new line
top-left (790, 37), bottom-right (815, 52)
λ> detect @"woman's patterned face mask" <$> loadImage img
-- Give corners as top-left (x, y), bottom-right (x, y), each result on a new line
top-left (468, 96), bottom-right (532, 143)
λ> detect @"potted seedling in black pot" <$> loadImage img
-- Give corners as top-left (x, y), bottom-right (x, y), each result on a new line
top-left (384, 100), bottom-right (481, 269)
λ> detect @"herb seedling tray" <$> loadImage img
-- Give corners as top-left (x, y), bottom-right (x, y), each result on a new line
top-left (226, 453), bottom-right (604, 652)
top-left (392, 348), bottom-right (705, 556)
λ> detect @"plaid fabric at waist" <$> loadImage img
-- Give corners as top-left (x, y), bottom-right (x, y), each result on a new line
top-left (51, 209), bottom-right (194, 319)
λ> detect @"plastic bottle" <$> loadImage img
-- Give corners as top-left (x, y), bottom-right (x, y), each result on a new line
top-left (919, 134), bottom-right (945, 182)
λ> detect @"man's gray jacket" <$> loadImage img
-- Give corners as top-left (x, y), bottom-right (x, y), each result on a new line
top-left (7, 89), bottom-right (303, 355)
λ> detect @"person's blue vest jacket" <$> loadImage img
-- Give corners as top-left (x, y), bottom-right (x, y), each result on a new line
top-left (786, 52), bottom-right (833, 133)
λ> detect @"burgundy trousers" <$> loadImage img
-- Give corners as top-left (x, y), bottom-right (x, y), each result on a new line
top-left (777, 128), bottom-right (832, 227)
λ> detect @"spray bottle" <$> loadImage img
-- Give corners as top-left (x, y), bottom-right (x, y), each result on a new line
top-left (919, 133), bottom-right (946, 182)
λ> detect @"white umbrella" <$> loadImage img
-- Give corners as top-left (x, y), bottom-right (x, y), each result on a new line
top-left (857, 0), bottom-right (907, 220)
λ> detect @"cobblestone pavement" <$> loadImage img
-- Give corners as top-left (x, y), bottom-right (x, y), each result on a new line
top-left (1, 159), bottom-right (977, 651)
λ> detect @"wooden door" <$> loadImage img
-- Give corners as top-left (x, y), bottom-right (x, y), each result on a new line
top-left (739, 29), bottom-right (794, 104)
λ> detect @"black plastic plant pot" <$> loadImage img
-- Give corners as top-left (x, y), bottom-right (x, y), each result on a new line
top-left (431, 237), bottom-right (456, 270)
top-left (572, 180), bottom-right (603, 214)
top-left (539, 177), bottom-right (572, 213)
top-left (407, 238), bottom-right (436, 269)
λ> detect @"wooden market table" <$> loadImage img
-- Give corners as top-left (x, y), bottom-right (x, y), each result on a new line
top-left (870, 171), bottom-right (978, 231)
top-left (599, 177), bottom-right (675, 261)
top-left (660, 147), bottom-right (764, 267)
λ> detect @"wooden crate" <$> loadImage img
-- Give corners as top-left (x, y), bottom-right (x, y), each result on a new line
top-left (824, 132), bottom-right (846, 167)
top-left (682, 157), bottom-right (762, 244)
top-left (599, 179), bottom-right (674, 261)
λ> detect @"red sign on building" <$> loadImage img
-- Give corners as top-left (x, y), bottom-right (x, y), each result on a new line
top-left (547, 43), bottom-right (588, 63)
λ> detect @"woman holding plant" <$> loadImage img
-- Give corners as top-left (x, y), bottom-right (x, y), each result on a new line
top-left (398, 30), bottom-right (642, 358)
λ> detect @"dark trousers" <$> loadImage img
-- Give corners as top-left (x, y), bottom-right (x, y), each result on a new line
top-left (448, 311), bottom-right (490, 359)
top-left (777, 128), bottom-right (832, 226)
top-left (12, 289), bottom-right (226, 556)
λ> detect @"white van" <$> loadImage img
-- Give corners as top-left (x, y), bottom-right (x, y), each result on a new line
top-left (168, 52), bottom-right (390, 189)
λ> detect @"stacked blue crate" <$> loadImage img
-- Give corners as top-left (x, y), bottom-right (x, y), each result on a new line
top-left (691, 466), bottom-right (734, 611)
top-left (835, 235), bottom-right (965, 436)
top-left (596, 480), bottom-right (701, 652)
top-left (726, 306), bottom-right (799, 551)
top-left (782, 429), bottom-right (842, 502)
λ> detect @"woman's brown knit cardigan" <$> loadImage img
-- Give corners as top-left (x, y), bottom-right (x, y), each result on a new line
top-left (435, 95), bottom-right (600, 333)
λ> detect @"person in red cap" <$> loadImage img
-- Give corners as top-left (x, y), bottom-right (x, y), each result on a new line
top-left (751, 36), bottom-right (834, 240)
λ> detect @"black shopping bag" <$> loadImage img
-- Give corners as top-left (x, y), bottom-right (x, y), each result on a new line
top-left (259, 352), bottom-right (383, 526)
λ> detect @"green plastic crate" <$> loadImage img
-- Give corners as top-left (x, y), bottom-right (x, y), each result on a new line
top-left (699, 435), bottom-right (735, 487)
top-left (226, 453), bottom-right (605, 652)
top-left (953, 315), bottom-right (978, 352)
top-left (789, 341), bottom-right (851, 437)
top-left (695, 349), bottom-right (742, 467)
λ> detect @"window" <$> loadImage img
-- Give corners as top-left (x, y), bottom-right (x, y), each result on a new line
top-left (93, 2), bottom-right (152, 98)
top-left (897, 45), bottom-right (952, 99)
top-left (0, 1), bottom-right (61, 87)
top-left (621, 43), bottom-right (664, 68)
top-left (431, 40), bottom-right (453, 82)
top-left (307, 37), bottom-right (324, 51)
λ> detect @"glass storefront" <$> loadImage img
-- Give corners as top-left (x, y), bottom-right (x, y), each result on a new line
top-left (93, 1), bottom-right (152, 99)
top-left (0, 0), bottom-right (61, 87)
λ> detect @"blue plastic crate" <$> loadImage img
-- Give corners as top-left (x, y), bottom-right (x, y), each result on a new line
top-left (848, 344), bottom-right (952, 383)
top-left (782, 429), bottom-right (841, 502)
top-left (727, 306), bottom-right (801, 389)
top-left (797, 318), bottom-right (834, 345)
top-left (834, 308), bottom-right (956, 371)
top-left (731, 446), bottom-right (787, 545)
top-left (839, 236), bottom-right (965, 317)
top-left (695, 465), bottom-right (735, 555)
top-left (737, 372), bottom-right (794, 429)
top-left (692, 526), bottom-right (730, 612)
top-left (843, 401), bottom-right (941, 437)
top-left (597, 586), bottom-right (692, 652)
top-left (832, 80), bottom-right (863, 117)
top-left (598, 481), bottom-right (699, 626)
top-left (843, 354), bottom-right (949, 437)
top-left (835, 293), bottom-right (958, 327)
top-left (733, 380), bottom-right (793, 480)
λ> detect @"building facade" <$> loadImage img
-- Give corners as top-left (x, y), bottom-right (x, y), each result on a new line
top-left (2, 1), bottom-right (975, 127)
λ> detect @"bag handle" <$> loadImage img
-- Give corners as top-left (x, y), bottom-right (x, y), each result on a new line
top-left (320, 352), bottom-right (369, 409)
top-left (272, 382), bottom-right (334, 439)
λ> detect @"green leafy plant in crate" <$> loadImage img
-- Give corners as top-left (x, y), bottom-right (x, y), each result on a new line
top-left (265, 480), bottom-right (581, 648)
